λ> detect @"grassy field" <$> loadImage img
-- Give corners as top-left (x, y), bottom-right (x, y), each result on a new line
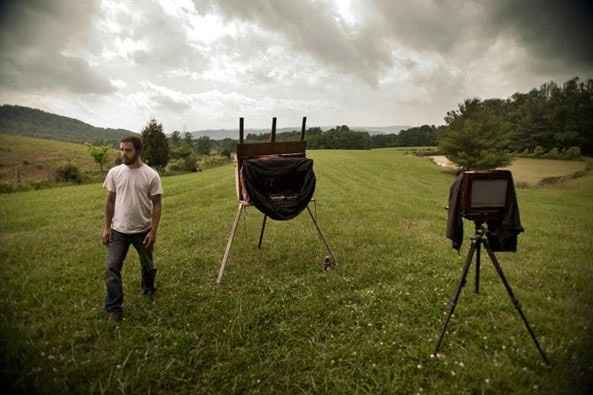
top-left (0, 134), bottom-right (114, 178)
top-left (429, 155), bottom-right (588, 187)
top-left (1, 148), bottom-right (592, 394)
top-left (502, 158), bottom-right (588, 186)
top-left (0, 134), bottom-right (118, 191)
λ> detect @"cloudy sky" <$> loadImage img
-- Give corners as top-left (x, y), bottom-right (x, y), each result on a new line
top-left (1, 0), bottom-right (592, 133)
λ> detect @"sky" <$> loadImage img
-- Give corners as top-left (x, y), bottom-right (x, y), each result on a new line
top-left (1, 0), bottom-right (592, 133)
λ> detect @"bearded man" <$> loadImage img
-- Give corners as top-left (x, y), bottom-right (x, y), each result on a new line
top-left (101, 136), bottom-right (163, 323)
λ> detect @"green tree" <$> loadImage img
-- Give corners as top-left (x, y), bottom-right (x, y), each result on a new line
top-left (85, 141), bottom-right (111, 171)
top-left (183, 131), bottom-right (194, 147)
top-left (169, 130), bottom-right (181, 147)
top-left (439, 98), bottom-right (512, 170)
top-left (141, 118), bottom-right (170, 168)
top-left (195, 136), bottom-right (212, 155)
top-left (397, 125), bottom-right (438, 147)
top-left (507, 78), bottom-right (593, 155)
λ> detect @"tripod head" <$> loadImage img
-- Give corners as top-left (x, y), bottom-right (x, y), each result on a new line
top-left (471, 220), bottom-right (489, 240)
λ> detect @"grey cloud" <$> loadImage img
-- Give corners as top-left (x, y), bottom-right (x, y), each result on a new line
top-left (201, 0), bottom-right (393, 86)
top-left (373, 0), bottom-right (593, 74)
top-left (0, 0), bottom-right (114, 94)
top-left (121, 6), bottom-right (208, 71)
top-left (150, 94), bottom-right (193, 112)
top-left (203, 0), bottom-right (592, 88)
top-left (484, 0), bottom-right (593, 72)
top-left (371, 0), bottom-right (474, 54)
top-left (0, 51), bottom-right (114, 94)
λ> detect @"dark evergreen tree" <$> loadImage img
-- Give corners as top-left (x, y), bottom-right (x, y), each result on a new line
top-left (438, 98), bottom-right (512, 170)
top-left (141, 118), bottom-right (169, 168)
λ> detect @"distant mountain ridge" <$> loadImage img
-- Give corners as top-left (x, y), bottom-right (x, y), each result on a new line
top-left (0, 104), bottom-right (137, 145)
top-left (0, 104), bottom-right (411, 144)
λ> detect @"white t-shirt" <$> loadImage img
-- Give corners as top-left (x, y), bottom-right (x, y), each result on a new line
top-left (103, 163), bottom-right (163, 234)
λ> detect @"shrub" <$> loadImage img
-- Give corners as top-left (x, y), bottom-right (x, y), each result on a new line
top-left (56, 163), bottom-right (82, 184)
top-left (533, 146), bottom-right (545, 157)
top-left (547, 148), bottom-right (559, 159)
top-left (183, 153), bottom-right (199, 172)
top-left (197, 155), bottom-right (231, 170)
top-left (563, 146), bottom-right (582, 159)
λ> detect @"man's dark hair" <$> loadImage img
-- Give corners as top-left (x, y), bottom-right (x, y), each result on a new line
top-left (121, 136), bottom-right (143, 152)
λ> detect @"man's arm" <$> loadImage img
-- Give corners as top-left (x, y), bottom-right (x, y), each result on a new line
top-left (102, 191), bottom-right (116, 245)
top-left (143, 194), bottom-right (162, 247)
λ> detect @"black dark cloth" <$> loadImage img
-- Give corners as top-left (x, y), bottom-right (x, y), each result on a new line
top-left (241, 157), bottom-right (316, 221)
top-left (446, 172), bottom-right (524, 251)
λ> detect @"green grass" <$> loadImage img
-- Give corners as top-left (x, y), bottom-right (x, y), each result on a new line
top-left (0, 134), bottom-right (117, 191)
top-left (501, 157), bottom-right (588, 186)
top-left (1, 149), bottom-right (592, 394)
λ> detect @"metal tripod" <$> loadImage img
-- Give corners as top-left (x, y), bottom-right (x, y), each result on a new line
top-left (433, 222), bottom-right (549, 364)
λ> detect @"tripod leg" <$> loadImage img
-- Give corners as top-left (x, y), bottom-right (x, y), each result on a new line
top-left (483, 244), bottom-right (550, 365)
top-left (258, 214), bottom-right (267, 249)
top-left (433, 239), bottom-right (478, 356)
top-left (475, 241), bottom-right (481, 294)
top-left (217, 203), bottom-right (244, 284)
top-left (306, 205), bottom-right (337, 265)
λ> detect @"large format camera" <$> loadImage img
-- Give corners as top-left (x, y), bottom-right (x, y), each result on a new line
top-left (461, 170), bottom-right (512, 222)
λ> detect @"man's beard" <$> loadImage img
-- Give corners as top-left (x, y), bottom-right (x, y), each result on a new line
top-left (122, 153), bottom-right (140, 165)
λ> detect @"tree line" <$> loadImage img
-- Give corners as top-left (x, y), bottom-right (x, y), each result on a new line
top-left (136, 77), bottom-right (592, 173)
top-left (438, 77), bottom-right (592, 169)
top-left (243, 124), bottom-right (440, 149)
top-left (5, 76), bottom-right (590, 175)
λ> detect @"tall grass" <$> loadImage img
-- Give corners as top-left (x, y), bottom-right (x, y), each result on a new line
top-left (1, 149), bottom-right (592, 394)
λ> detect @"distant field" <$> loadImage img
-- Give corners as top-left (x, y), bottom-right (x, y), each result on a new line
top-left (429, 155), bottom-right (588, 186)
top-left (0, 134), bottom-right (117, 184)
top-left (501, 157), bottom-right (588, 186)
top-left (1, 148), bottom-right (592, 394)
top-left (1, 134), bottom-right (589, 190)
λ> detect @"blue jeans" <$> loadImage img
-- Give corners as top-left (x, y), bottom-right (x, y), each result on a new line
top-left (105, 229), bottom-right (157, 314)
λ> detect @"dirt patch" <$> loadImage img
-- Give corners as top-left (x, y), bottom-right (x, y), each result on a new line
top-left (428, 155), bottom-right (459, 170)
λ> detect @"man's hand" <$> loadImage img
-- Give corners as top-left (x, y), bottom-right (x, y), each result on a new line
top-left (143, 230), bottom-right (157, 247)
top-left (101, 228), bottom-right (112, 246)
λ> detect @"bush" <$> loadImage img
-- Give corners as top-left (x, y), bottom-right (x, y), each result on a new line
top-left (183, 153), bottom-right (199, 172)
top-left (197, 155), bottom-right (232, 170)
top-left (563, 146), bottom-right (582, 159)
top-left (547, 147), bottom-right (559, 159)
top-left (0, 179), bottom-right (54, 193)
top-left (533, 146), bottom-right (545, 157)
top-left (166, 155), bottom-right (199, 174)
top-left (56, 163), bottom-right (82, 184)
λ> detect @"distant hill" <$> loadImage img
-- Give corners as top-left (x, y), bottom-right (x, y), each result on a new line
top-left (0, 104), bottom-right (411, 144)
top-left (355, 126), bottom-right (411, 134)
top-left (189, 125), bottom-right (411, 140)
top-left (0, 104), bottom-right (137, 146)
